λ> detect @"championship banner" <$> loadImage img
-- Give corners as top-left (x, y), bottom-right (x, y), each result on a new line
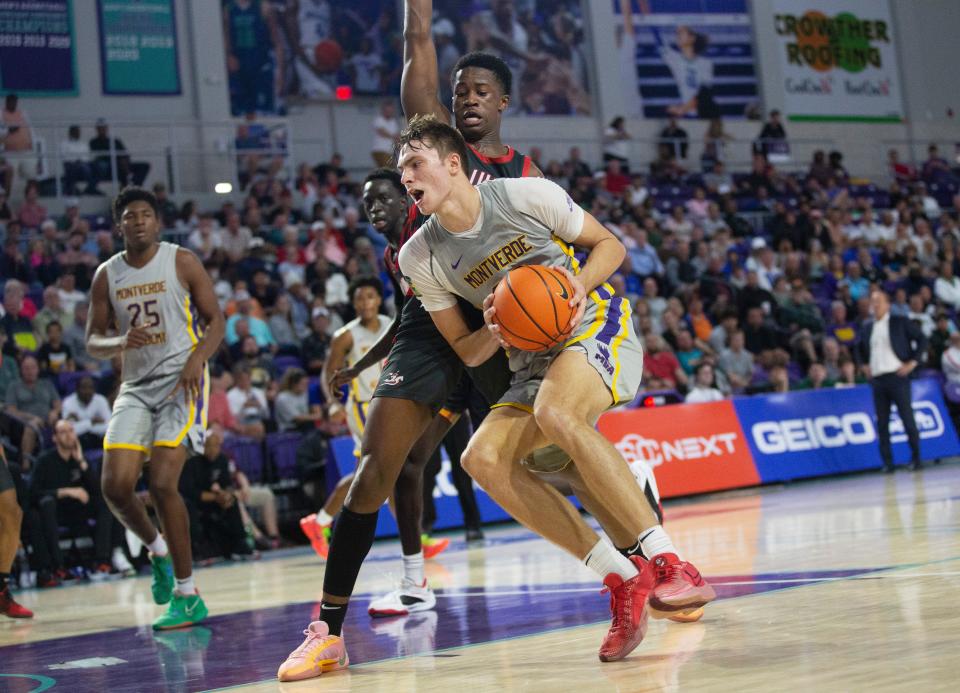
top-left (97, 0), bottom-right (181, 95)
top-left (612, 0), bottom-right (758, 120)
top-left (598, 400), bottom-right (760, 498)
top-left (0, 0), bottom-right (77, 95)
top-left (770, 0), bottom-right (903, 122)
top-left (734, 380), bottom-right (960, 482)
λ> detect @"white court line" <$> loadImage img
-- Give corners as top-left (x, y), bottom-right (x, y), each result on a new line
top-left (431, 571), bottom-right (960, 597)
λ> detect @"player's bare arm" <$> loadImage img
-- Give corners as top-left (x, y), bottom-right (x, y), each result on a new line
top-left (85, 266), bottom-right (151, 359)
top-left (168, 249), bottom-right (225, 404)
top-left (402, 0), bottom-right (451, 123)
top-left (322, 329), bottom-right (354, 423)
top-left (263, 1), bottom-right (285, 78)
top-left (569, 213), bottom-right (626, 295)
top-left (429, 304), bottom-right (501, 367)
top-left (329, 316), bottom-right (399, 390)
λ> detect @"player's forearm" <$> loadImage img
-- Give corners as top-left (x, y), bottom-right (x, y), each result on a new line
top-left (353, 318), bottom-right (399, 373)
top-left (577, 238), bottom-right (626, 294)
top-left (86, 333), bottom-right (125, 359)
top-left (452, 327), bottom-right (502, 368)
top-left (191, 314), bottom-right (225, 364)
top-left (403, 0), bottom-right (433, 41)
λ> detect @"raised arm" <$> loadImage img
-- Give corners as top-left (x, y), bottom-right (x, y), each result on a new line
top-left (402, 0), bottom-right (451, 123)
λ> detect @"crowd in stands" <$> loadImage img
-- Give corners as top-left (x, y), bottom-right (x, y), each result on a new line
top-left (3, 104), bottom-right (960, 585)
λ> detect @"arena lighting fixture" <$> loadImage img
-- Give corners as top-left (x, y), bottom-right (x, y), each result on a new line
top-left (215, 182), bottom-right (233, 194)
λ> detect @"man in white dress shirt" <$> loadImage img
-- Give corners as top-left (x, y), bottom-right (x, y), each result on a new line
top-left (860, 290), bottom-right (926, 472)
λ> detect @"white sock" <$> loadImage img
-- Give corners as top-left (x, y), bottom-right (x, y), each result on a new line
top-left (147, 534), bottom-right (168, 557)
top-left (584, 539), bottom-right (639, 581)
top-left (176, 575), bottom-right (197, 596)
top-left (402, 551), bottom-right (425, 585)
top-left (316, 510), bottom-right (334, 526)
top-left (639, 526), bottom-right (680, 560)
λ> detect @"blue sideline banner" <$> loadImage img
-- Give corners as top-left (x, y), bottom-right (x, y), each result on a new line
top-left (329, 436), bottom-right (512, 539)
top-left (734, 379), bottom-right (960, 483)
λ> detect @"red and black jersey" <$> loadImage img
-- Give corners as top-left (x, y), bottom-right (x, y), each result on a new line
top-left (384, 204), bottom-right (427, 313)
top-left (466, 143), bottom-right (535, 186)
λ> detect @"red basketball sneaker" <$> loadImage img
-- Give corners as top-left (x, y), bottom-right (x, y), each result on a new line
top-left (645, 553), bottom-right (716, 618)
top-left (632, 556), bottom-right (705, 623)
top-left (598, 556), bottom-right (649, 662)
top-left (0, 587), bottom-right (34, 619)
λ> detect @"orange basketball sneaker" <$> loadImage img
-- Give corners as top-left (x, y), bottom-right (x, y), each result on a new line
top-left (645, 553), bottom-right (716, 619)
top-left (299, 514), bottom-right (330, 559)
top-left (598, 556), bottom-right (650, 662)
top-left (277, 621), bottom-right (349, 682)
top-left (421, 534), bottom-right (450, 560)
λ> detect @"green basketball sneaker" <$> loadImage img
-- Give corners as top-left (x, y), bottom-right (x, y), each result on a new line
top-left (152, 592), bottom-right (208, 630)
top-left (150, 553), bottom-right (175, 605)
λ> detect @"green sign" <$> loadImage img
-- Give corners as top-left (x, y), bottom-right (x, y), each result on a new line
top-left (97, 0), bottom-right (180, 95)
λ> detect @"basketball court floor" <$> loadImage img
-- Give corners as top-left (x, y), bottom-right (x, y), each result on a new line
top-left (2, 463), bottom-right (959, 692)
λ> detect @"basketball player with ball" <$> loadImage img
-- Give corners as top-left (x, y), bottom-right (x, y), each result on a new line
top-left (396, 115), bottom-right (716, 659)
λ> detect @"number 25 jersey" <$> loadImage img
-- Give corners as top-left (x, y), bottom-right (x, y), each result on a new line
top-left (103, 241), bottom-right (202, 383)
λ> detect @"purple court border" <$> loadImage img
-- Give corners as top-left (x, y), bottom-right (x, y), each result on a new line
top-left (0, 567), bottom-right (884, 692)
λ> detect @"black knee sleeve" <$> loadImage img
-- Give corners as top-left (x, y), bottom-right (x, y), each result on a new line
top-left (321, 506), bottom-right (379, 598)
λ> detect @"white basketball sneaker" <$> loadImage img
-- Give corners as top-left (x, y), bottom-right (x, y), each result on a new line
top-left (368, 577), bottom-right (436, 617)
top-left (112, 547), bottom-right (135, 576)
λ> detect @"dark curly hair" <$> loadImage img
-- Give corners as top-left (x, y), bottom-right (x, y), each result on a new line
top-left (112, 186), bottom-right (160, 225)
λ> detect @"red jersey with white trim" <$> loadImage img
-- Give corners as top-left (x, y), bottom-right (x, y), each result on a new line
top-left (384, 205), bottom-right (427, 312)
top-left (466, 143), bottom-right (534, 185)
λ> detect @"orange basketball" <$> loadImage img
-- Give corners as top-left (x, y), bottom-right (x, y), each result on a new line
top-left (492, 265), bottom-right (576, 352)
top-left (313, 39), bottom-right (343, 73)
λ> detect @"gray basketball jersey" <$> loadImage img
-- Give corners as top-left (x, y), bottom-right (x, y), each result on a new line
top-left (401, 177), bottom-right (642, 405)
top-left (415, 179), bottom-right (582, 309)
top-left (104, 242), bottom-right (200, 383)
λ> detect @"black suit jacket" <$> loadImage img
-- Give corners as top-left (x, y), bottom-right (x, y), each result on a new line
top-left (860, 315), bottom-right (926, 368)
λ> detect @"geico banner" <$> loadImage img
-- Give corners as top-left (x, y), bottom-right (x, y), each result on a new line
top-left (329, 436), bottom-right (511, 538)
top-left (734, 379), bottom-right (960, 482)
top-left (597, 400), bottom-right (760, 498)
